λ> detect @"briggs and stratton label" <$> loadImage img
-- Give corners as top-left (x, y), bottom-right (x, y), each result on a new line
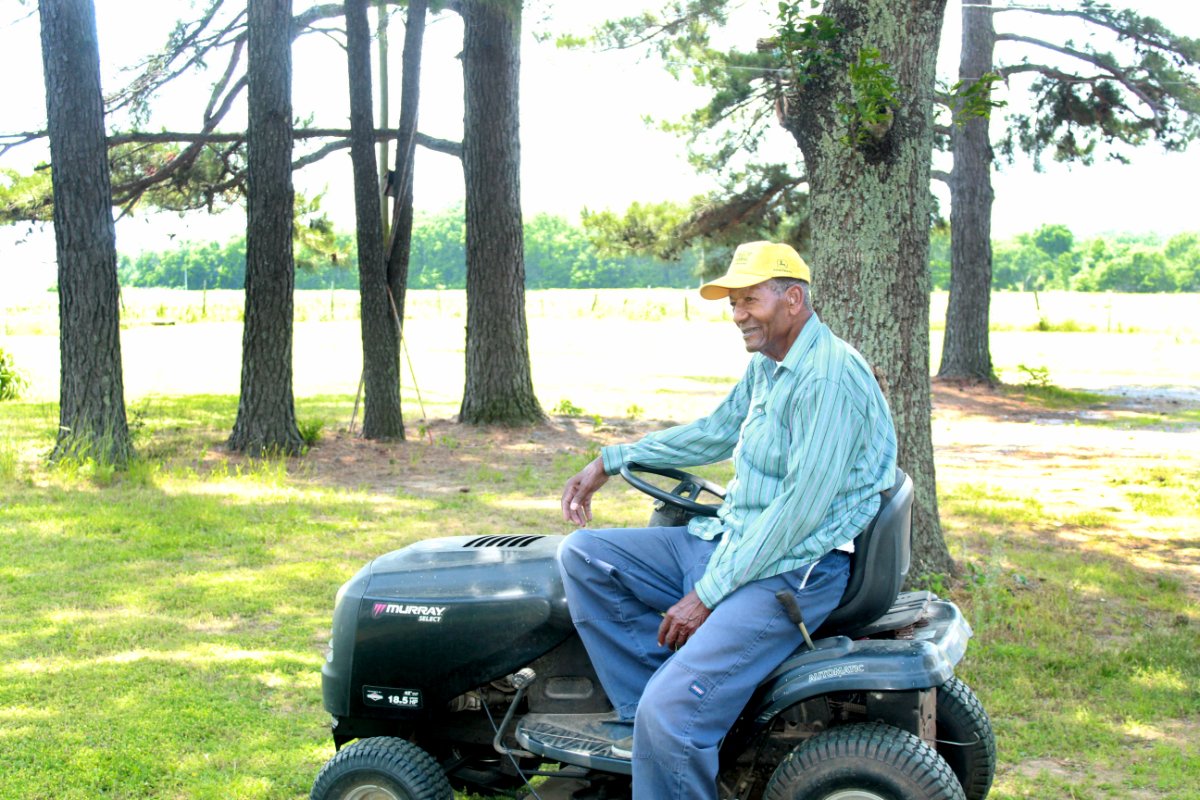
top-left (370, 603), bottom-right (446, 623)
top-left (363, 686), bottom-right (423, 709)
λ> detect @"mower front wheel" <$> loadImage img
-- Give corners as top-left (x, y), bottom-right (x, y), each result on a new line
top-left (311, 737), bottom-right (452, 800)
top-left (763, 722), bottom-right (966, 800)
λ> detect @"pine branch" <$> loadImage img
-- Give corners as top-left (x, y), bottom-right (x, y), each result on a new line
top-left (996, 33), bottom-right (1164, 114)
top-left (676, 172), bottom-right (808, 241)
top-left (2, 127), bottom-right (462, 219)
top-left (993, 4), bottom-right (1199, 61)
top-left (107, 2), bottom-right (246, 116)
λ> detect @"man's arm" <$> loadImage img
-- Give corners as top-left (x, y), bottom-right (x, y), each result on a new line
top-left (561, 457), bottom-right (608, 526)
top-left (599, 363), bottom-right (754, 476)
top-left (560, 362), bottom-right (754, 527)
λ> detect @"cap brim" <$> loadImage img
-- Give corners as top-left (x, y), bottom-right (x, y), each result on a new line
top-left (698, 273), bottom-right (766, 300)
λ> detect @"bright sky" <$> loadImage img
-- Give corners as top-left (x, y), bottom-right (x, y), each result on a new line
top-left (1, 0), bottom-right (1198, 292)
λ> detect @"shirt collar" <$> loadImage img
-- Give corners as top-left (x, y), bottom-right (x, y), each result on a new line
top-left (773, 313), bottom-right (823, 376)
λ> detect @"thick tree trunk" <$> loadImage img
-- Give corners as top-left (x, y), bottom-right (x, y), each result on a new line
top-left (39, 0), bottom-right (132, 465)
top-left (938, 0), bottom-right (997, 382)
top-left (380, 0), bottom-right (428, 417)
top-left (346, 0), bottom-right (404, 439)
top-left (780, 0), bottom-right (954, 579)
top-left (229, 0), bottom-right (304, 455)
top-left (459, 0), bottom-right (544, 425)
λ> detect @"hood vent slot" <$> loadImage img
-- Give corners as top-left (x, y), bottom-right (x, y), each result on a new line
top-left (463, 535), bottom-right (545, 549)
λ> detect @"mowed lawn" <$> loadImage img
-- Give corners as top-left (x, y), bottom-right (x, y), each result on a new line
top-left (0, 288), bottom-right (1198, 799)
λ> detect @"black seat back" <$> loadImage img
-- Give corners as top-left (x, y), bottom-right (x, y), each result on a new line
top-left (813, 468), bottom-right (914, 638)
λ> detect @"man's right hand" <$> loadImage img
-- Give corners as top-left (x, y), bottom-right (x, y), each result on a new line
top-left (561, 456), bottom-right (609, 527)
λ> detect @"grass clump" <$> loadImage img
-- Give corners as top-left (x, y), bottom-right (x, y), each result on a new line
top-left (1110, 466), bottom-right (1200, 518)
top-left (1028, 316), bottom-right (1097, 333)
top-left (298, 417), bottom-right (325, 446)
top-left (1001, 364), bottom-right (1109, 408)
top-left (552, 398), bottom-right (585, 416)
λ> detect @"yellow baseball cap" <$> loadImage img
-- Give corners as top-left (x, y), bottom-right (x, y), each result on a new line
top-left (699, 241), bottom-right (811, 300)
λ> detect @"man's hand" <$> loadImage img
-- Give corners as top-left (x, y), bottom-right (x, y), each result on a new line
top-left (658, 590), bottom-right (712, 651)
top-left (562, 456), bottom-right (609, 527)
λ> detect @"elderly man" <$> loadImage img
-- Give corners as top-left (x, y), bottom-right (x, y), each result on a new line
top-left (556, 241), bottom-right (898, 799)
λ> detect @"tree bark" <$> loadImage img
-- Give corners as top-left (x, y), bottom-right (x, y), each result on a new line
top-left (459, 0), bottom-right (544, 425)
top-left (938, 0), bottom-right (997, 382)
top-left (39, 0), bottom-right (132, 465)
top-left (380, 0), bottom-right (428, 415)
top-left (375, 0), bottom-right (391, 230)
top-left (228, 0), bottom-right (304, 455)
top-left (779, 0), bottom-right (954, 579)
top-left (346, 0), bottom-right (404, 439)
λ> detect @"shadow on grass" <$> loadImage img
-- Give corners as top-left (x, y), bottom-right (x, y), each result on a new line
top-left (939, 482), bottom-right (1199, 798)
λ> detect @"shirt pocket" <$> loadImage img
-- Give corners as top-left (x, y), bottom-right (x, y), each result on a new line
top-left (742, 388), bottom-right (787, 480)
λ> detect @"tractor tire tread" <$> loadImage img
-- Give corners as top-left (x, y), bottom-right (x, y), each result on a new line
top-left (937, 677), bottom-right (996, 800)
top-left (764, 722), bottom-right (965, 800)
top-left (310, 736), bottom-right (453, 800)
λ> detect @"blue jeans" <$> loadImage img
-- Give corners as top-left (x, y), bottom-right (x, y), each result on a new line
top-left (558, 526), bottom-right (850, 800)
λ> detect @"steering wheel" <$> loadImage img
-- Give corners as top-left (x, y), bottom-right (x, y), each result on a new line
top-left (619, 463), bottom-right (725, 518)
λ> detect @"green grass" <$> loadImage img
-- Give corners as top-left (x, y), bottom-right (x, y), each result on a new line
top-left (1110, 466), bottom-right (1200, 518)
top-left (0, 396), bottom-right (586, 800)
top-left (2, 396), bottom-right (1196, 799)
top-left (939, 483), bottom-right (1116, 530)
top-left (1000, 381), bottom-right (1110, 409)
top-left (1086, 406), bottom-right (1200, 432)
top-left (940, 476), bottom-right (1199, 799)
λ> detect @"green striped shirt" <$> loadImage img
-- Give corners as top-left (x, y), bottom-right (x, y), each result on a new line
top-left (601, 315), bottom-right (897, 608)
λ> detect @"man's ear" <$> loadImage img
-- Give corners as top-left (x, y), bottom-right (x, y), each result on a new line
top-left (787, 284), bottom-right (805, 312)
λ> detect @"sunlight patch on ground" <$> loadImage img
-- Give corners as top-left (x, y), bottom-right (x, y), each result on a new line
top-left (1131, 666), bottom-right (1187, 693)
top-left (491, 497), bottom-right (561, 512)
top-left (11, 644), bottom-right (311, 675)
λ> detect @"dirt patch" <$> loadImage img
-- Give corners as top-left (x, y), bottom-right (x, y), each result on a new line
top-left (279, 415), bottom-right (639, 497)
top-left (1004, 758), bottom-right (1162, 800)
top-left (249, 382), bottom-right (1200, 503)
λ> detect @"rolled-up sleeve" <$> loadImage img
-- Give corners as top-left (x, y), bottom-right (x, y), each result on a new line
top-left (600, 365), bottom-right (752, 476)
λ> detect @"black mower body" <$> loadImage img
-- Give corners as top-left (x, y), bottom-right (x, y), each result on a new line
top-left (322, 532), bottom-right (970, 741)
top-left (314, 467), bottom-right (996, 800)
top-left (323, 533), bottom-right (575, 724)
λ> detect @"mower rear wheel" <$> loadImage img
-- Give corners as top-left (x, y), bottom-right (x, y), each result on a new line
top-left (311, 737), bottom-right (452, 800)
top-left (935, 678), bottom-right (995, 800)
top-left (763, 723), bottom-right (966, 800)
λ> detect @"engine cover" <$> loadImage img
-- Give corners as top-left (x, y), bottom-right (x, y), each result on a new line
top-left (322, 533), bottom-right (574, 720)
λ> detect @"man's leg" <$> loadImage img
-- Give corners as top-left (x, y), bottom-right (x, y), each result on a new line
top-left (631, 551), bottom-right (850, 800)
top-left (557, 526), bottom-right (717, 719)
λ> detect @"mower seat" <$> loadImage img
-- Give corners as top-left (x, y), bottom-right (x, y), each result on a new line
top-left (813, 468), bottom-right (914, 638)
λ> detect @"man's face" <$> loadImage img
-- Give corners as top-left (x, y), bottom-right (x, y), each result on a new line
top-left (728, 282), bottom-right (796, 360)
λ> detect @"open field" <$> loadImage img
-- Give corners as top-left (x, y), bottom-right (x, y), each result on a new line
top-left (3, 289), bottom-right (1199, 421)
top-left (1, 289), bottom-right (1198, 799)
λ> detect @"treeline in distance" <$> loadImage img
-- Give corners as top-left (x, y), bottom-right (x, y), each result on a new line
top-left (119, 206), bottom-right (1200, 293)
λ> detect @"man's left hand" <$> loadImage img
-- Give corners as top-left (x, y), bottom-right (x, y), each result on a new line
top-left (658, 590), bottom-right (712, 651)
